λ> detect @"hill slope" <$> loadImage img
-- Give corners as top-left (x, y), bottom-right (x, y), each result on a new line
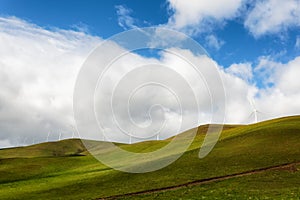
top-left (0, 116), bottom-right (300, 199)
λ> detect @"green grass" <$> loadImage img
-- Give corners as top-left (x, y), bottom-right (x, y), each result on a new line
top-left (117, 164), bottom-right (300, 200)
top-left (0, 139), bottom-right (87, 158)
top-left (0, 115), bottom-right (300, 199)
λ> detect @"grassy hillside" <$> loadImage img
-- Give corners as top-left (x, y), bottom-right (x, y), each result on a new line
top-left (0, 116), bottom-right (299, 199)
top-left (116, 163), bottom-right (300, 200)
top-left (0, 139), bottom-right (87, 158)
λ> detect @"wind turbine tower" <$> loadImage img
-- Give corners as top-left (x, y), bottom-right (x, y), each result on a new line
top-left (47, 131), bottom-right (50, 142)
top-left (156, 133), bottom-right (159, 141)
top-left (59, 130), bottom-right (62, 141)
top-left (70, 125), bottom-right (77, 139)
top-left (129, 135), bottom-right (132, 144)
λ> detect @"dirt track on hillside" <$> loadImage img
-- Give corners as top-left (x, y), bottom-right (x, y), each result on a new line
top-left (97, 161), bottom-right (300, 200)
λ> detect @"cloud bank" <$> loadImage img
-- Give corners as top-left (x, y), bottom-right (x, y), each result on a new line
top-left (165, 0), bottom-right (300, 38)
top-left (0, 15), bottom-right (300, 148)
top-left (0, 17), bottom-right (100, 147)
top-left (245, 0), bottom-right (300, 37)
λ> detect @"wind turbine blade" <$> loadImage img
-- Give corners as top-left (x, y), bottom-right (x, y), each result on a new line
top-left (251, 99), bottom-right (257, 110)
top-left (246, 112), bottom-right (254, 120)
top-left (248, 97), bottom-right (254, 108)
top-left (245, 112), bottom-right (255, 124)
top-left (256, 110), bottom-right (269, 115)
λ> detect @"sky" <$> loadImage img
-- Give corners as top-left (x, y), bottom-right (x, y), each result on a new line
top-left (0, 0), bottom-right (300, 148)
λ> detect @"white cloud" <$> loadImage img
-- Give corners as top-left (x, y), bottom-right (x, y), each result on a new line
top-left (242, 56), bottom-right (300, 122)
top-left (77, 47), bottom-right (224, 142)
top-left (115, 5), bottom-right (137, 30)
top-left (226, 62), bottom-right (253, 82)
top-left (245, 0), bottom-right (300, 37)
top-left (221, 55), bottom-right (300, 124)
top-left (221, 68), bottom-right (258, 123)
top-left (166, 0), bottom-right (244, 34)
top-left (164, 0), bottom-right (300, 38)
top-left (272, 57), bottom-right (300, 96)
top-left (254, 56), bottom-right (282, 87)
top-left (205, 35), bottom-right (225, 50)
top-left (0, 17), bottom-right (100, 147)
top-left (1, 16), bottom-right (300, 148)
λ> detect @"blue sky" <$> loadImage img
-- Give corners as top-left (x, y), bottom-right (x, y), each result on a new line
top-left (1, 0), bottom-right (299, 67)
top-left (0, 0), bottom-right (300, 147)
top-left (0, 0), bottom-right (169, 36)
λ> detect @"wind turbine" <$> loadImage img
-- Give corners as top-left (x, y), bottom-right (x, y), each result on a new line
top-left (22, 137), bottom-right (27, 146)
top-left (129, 135), bottom-right (132, 144)
top-left (156, 133), bottom-right (159, 141)
top-left (46, 131), bottom-right (50, 142)
top-left (247, 98), bottom-right (264, 124)
top-left (59, 130), bottom-right (62, 141)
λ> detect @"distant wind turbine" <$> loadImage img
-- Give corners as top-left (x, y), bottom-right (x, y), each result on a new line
top-left (129, 135), bottom-right (132, 144)
top-left (247, 98), bottom-right (264, 124)
top-left (59, 130), bottom-right (62, 141)
top-left (22, 137), bottom-right (27, 146)
top-left (46, 131), bottom-right (50, 142)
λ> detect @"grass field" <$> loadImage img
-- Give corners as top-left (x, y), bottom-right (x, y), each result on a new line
top-left (116, 164), bottom-right (300, 200)
top-left (0, 115), bottom-right (300, 199)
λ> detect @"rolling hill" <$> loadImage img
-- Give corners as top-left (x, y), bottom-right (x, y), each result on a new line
top-left (0, 115), bottom-right (300, 199)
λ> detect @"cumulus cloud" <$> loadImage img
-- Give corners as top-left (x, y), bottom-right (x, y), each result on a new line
top-left (254, 56), bottom-right (282, 87)
top-left (265, 56), bottom-right (300, 96)
top-left (115, 5), bottom-right (137, 30)
top-left (165, 0), bottom-right (300, 38)
top-left (114, 1), bottom-right (300, 41)
top-left (244, 0), bottom-right (300, 37)
top-left (75, 45), bottom-right (224, 142)
top-left (222, 56), bottom-right (300, 123)
top-left (221, 68), bottom-right (258, 123)
top-left (0, 17), bottom-right (100, 147)
top-left (1, 16), bottom-right (300, 148)
top-left (205, 35), bottom-right (225, 50)
top-left (253, 56), bottom-right (300, 119)
top-left (166, 0), bottom-right (244, 34)
top-left (226, 62), bottom-right (253, 82)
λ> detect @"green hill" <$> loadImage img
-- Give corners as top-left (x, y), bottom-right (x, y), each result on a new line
top-left (0, 116), bottom-right (300, 199)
